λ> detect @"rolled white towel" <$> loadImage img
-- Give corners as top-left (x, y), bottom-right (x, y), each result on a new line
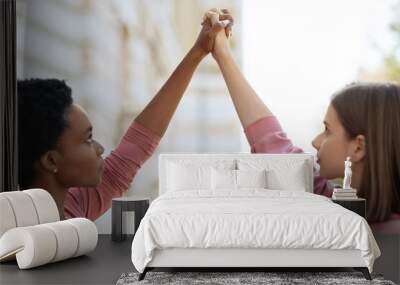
top-left (0, 218), bottom-right (98, 269)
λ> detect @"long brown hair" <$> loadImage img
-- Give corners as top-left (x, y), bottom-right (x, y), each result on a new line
top-left (331, 82), bottom-right (400, 222)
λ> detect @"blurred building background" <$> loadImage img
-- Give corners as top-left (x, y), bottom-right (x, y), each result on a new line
top-left (16, 0), bottom-right (399, 234)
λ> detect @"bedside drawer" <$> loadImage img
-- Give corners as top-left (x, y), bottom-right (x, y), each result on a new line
top-left (331, 198), bottom-right (366, 218)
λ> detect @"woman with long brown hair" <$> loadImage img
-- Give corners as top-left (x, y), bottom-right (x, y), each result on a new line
top-left (328, 84), bottom-right (400, 224)
top-left (205, 10), bottom-right (400, 233)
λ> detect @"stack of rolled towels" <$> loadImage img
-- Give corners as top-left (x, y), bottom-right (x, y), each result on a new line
top-left (332, 188), bottom-right (358, 200)
top-left (0, 189), bottom-right (98, 269)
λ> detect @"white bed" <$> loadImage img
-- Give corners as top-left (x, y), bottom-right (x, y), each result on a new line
top-left (131, 153), bottom-right (380, 280)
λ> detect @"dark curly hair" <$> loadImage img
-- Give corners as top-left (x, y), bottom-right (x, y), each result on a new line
top-left (18, 79), bottom-right (73, 189)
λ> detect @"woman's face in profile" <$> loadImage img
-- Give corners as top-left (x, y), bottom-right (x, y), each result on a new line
top-left (53, 104), bottom-right (105, 188)
top-left (311, 104), bottom-right (352, 180)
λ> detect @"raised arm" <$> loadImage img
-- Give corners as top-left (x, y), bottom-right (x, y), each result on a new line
top-left (208, 11), bottom-right (333, 198)
top-left (134, 16), bottom-right (231, 137)
top-left (210, 10), bottom-right (272, 129)
top-left (64, 12), bottom-right (233, 220)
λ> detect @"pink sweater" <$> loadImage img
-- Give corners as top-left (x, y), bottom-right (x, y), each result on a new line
top-left (64, 122), bottom-right (160, 221)
top-left (62, 115), bottom-right (398, 234)
top-left (244, 116), bottom-right (400, 234)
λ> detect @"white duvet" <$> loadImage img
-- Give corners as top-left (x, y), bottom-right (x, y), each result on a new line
top-left (131, 190), bottom-right (380, 273)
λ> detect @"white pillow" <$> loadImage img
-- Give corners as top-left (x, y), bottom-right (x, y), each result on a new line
top-left (266, 165), bottom-right (307, 191)
top-left (211, 168), bottom-right (237, 190)
top-left (237, 159), bottom-right (308, 191)
top-left (236, 169), bottom-right (268, 189)
top-left (167, 163), bottom-right (212, 191)
top-left (211, 169), bottom-right (268, 190)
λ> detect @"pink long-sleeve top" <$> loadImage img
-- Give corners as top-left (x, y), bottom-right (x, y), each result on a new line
top-left (245, 116), bottom-right (400, 234)
top-left (64, 121), bottom-right (160, 221)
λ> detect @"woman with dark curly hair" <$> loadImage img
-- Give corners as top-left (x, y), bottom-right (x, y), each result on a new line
top-left (18, 13), bottom-right (233, 220)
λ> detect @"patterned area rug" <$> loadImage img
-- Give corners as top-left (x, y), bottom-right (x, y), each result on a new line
top-left (116, 271), bottom-right (396, 285)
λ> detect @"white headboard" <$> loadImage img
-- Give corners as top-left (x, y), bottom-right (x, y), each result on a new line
top-left (158, 153), bottom-right (315, 195)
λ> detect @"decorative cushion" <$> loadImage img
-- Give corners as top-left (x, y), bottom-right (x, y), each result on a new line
top-left (0, 218), bottom-right (98, 269)
top-left (24, 188), bottom-right (60, 224)
top-left (0, 196), bottom-right (17, 237)
top-left (0, 191), bottom-right (40, 228)
top-left (0, 189), bottom-right (59, 237)
top-left (0, 189), bottom-right (97, 269)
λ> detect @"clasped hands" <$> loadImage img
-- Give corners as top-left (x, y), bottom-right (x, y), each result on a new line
top-left (192, 8), bottom-right (234, 60)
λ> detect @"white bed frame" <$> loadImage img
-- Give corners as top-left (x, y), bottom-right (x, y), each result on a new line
top-left (140, 153), bottom-right (371, 280)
